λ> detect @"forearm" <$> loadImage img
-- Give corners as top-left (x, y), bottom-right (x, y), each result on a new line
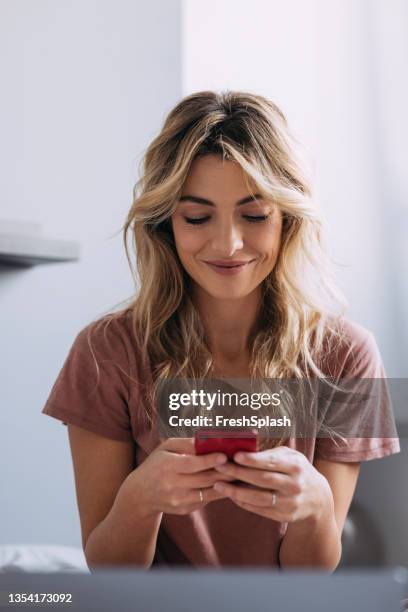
top-left (85, 478), bottom-right (163, 570)
top-left (278, 489), bottom-right (341, 571)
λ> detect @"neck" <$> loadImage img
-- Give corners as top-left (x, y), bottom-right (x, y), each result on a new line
top-left (192, 284), bottom-right (262, 363)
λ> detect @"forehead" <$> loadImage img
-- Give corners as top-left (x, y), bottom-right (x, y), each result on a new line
top-left (181, 155), bottom-right (257, 195)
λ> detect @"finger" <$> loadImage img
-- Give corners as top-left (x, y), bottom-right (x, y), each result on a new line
top-left (213, 481), bottom-right (278, 508)
top-left (214, 462), bottom-right (292, 493)
top-left (233, 495), bottom-right (295, 522)
top-left (161, 438), bottom-right (228, 472)
top-left (180, 469), bottom-right (237, 489)
top-left (175, 451), bottom-right (228, 474)
top-left (160, 437), bottom-right (196, 454)
top-left (233, 446), bottom-right (299, 475)
top-left (233, 499), bottom-right (275, 519)
top-left (185, 486), bottom-right (229, 506)
top-left (169, 486), bottom-right (229, 513)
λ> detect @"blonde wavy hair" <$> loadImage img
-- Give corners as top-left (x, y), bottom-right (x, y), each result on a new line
top-left (90, 90), bottom-right (350, 446)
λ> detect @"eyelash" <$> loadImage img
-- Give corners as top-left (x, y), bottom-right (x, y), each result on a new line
top-left (183, 215), bottom-right (270, 225)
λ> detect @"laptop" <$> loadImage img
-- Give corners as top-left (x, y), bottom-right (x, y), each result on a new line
top-left (0, 567), bottom-right (407, 612)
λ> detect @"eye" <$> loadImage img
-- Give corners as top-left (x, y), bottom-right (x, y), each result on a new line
top-left (243, 214), bottom-right (270, 223)
top-left (183, 216), bottom-right (210, 225)
top-left (182, 214), bottom-right (270, 225)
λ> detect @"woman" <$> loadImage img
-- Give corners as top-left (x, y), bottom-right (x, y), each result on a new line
top-left (42, 90), bottom-right (400, 570)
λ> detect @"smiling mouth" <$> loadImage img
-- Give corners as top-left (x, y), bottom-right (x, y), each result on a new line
top-left (201, 259), bottom-right (257, 276)
top-left (203, 259), bottom-right (256, 268)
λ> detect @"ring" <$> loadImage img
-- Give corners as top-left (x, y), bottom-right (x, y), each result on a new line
top-left (199, 489), bottom-right (204, 503)
top-left (271, 492), bottom-right (277, 506)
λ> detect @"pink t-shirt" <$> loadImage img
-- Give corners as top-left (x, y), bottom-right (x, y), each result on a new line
top-left (41, 310), bottom-right (400, 567)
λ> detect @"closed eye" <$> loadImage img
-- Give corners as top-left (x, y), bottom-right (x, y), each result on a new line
top-left (243, 215), bottom-right (270, 223)
top-left (184, 216), bottom-right (211, 225)
top-left (183, 214), bottom-right (270, 225)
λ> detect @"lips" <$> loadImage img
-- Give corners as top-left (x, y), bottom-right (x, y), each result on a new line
top-left (204, 259), bottom-right (255, 268)
top-left (202, 259), bottom-right (256, 276)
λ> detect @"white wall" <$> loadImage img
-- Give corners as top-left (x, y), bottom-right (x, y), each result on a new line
top-left (182, 0), bottom-right (408, 566)
top-left (182, 0), bottom-right (408, 378)
top-left (0, 0), bottom-right (182, 547)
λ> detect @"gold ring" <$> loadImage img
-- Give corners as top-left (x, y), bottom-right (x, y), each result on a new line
top-left (199, 489), bottom-right (204, 503)
top-left (271, 493), bottom-right (277, 506)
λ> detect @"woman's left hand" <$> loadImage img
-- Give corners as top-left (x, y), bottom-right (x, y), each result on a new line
top-left (213, 445), bottom-right (333, 523)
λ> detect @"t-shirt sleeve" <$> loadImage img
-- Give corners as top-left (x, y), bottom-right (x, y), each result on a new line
top-left (314, 323), bottom-right (400, 462)
top-left (41, 318), bottom-right (134, 442)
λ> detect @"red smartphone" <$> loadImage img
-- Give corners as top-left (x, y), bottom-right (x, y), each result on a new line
top-left (194, 428), bottom-right (258, 460)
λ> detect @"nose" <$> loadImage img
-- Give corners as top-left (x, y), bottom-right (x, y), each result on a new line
top-left (210, 218), bottom-right (244, 256)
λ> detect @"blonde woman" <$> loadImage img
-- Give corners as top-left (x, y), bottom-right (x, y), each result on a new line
top-left (42, 91), bottom-right (400, 570)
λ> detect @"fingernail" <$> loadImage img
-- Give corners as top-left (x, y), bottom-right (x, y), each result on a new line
top-left (216, 454), bottom-right (227, 465)
top-left (214, 483), bottom-right (225, 492)
top-left (234, 453), bottom-right (245, 462)
top-left (215, 463), bottom-right (227, 471)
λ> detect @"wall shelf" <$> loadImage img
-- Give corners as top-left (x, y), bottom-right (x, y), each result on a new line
top-left (0, 220), bottom-right (80, 268)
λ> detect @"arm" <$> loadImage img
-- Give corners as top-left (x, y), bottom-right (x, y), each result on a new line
top-left (85, 475), bottom-right (163, 569)
top-left (68, 424), bottom-right (162, 569)
top-left (278, 459), bottom-right (360, 571)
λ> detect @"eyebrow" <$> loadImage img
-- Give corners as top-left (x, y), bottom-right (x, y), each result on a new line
top-left (178, 193), bottom-right (263, 207)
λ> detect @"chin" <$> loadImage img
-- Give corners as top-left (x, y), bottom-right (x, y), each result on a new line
top-left (197, 283), bottom-right (253, 301)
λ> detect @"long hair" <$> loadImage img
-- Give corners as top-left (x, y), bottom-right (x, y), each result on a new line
top-left (89, 90), bottom-right (350, 446)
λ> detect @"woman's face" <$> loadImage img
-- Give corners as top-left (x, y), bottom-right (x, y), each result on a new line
top-left (171, 154), bottom-right (283, 300)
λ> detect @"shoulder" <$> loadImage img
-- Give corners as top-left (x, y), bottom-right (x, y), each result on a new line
top-left (332, 315), bottom-right (377, 353)
top-left (42, 309), bottom-right (138, 442)
top-left (75, 309), bottom-right (136, 362)
top-left (319, 315), bottom-right (383, 378)
top-left (61, 309), bottom-right (144, 390)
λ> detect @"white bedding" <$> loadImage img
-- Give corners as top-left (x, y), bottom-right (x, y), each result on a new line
top-left (0, 545), bottom-right (89, 573)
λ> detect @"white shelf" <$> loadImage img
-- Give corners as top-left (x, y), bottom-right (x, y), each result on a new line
top-left (0, 220), bottom-right (80, 267)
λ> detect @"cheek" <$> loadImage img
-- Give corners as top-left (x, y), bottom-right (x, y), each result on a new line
top-left (179, 233), bottom-right (205, 254)
top-left (250, 227), bottom-right (281, 261)
top-left (172, 219), bottom-right (207, 254)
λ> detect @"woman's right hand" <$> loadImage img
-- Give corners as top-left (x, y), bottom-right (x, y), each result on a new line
top-left (120, 437), bottom-right (235, 517)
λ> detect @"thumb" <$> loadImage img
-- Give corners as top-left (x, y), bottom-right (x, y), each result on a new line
top-left (160, 436), bottom-right (196, 455)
